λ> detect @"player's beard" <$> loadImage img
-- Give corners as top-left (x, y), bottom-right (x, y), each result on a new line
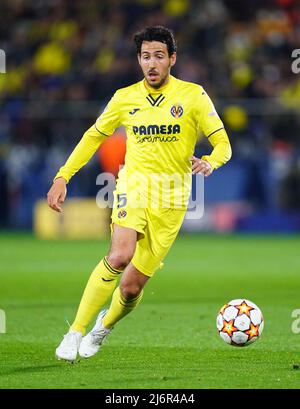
top-left (146, 70), bottom-right (170, 89)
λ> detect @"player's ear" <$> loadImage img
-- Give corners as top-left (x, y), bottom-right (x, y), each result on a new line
top-left (170, 52), bottom-right (177, 67)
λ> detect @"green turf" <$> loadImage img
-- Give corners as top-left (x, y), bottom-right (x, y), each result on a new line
top-left (0, 233), bottom-right (300, 389)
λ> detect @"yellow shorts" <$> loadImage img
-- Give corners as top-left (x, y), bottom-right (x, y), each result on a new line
top-left (111, 195), bottom-right (186, 277)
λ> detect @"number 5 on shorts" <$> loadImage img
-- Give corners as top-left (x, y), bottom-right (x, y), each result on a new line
top-left (117, 193), bottom-right (127, 208)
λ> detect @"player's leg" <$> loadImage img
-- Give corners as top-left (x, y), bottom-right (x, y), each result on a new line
top-left (106, 224), bottom-right (138, 269)
top-left (102, 262), bottom-right (149, 328)
top-left (55, 225), bottom-right (136, 361)
top-left (106, 207), bottom-right (187, 328)
top-left (70, 224), bottom-right (137, 335)
top-left (78, 208), bottom-right (186, 359)
top-left (79, 263), bottom-right (149, 358)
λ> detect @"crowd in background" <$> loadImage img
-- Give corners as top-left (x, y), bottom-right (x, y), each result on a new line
top-left (0, 0), bottom-right (300, 229)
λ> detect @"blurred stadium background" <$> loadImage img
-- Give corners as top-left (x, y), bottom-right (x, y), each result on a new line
top-left (0, 0), bottom-right (300, 235)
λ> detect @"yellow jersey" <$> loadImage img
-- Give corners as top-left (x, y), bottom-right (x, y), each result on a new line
top-left (55, 75), bottom-right (231, 208)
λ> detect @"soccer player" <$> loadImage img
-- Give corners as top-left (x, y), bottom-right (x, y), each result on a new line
top-left (47, 26), bottom-right (232, 361)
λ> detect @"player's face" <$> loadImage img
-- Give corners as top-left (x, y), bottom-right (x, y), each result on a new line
top-left (138, 41), bottom-right (176, 89)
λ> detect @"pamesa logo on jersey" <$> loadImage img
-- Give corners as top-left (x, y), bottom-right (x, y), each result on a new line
top-left (170, 104), bottom-right (183, 118)
top-left (132, 123), bottom-right (181, 143)
top-left (133, 124), bottom-right (180, 136)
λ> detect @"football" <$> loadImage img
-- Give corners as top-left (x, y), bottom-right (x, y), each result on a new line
top-left (216, 299), bottom-right (264, 347)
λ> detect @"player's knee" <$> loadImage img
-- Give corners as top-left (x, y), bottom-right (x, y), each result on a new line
top-left (119, 283), bottom-right (141, 300)
top-left (107, 252), bottom-right (133, 271)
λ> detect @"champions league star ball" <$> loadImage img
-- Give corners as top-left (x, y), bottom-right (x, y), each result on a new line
top-left (216, 299), bottom-right (264, 347)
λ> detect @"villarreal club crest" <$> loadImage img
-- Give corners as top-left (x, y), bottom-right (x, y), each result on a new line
top-left (170, 104), bottom-right (184, 118)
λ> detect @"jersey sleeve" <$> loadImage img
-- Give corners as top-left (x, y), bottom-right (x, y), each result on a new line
top-left (194, 87), bottom-right (224, 138)
top-left (201, 128), bottom-right (232, 170)
top-left (95, 91), bottom-right (121, 136)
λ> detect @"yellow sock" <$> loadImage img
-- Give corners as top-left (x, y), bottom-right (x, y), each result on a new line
top-left (102, 286), bottom-right (143, 329)
top-left (71, 257), bottom-right (122, 335)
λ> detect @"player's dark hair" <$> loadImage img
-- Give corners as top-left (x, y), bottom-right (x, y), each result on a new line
top-left (133, 26), bottom-right (177, 56)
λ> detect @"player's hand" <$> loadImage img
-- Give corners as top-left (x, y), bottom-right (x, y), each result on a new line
top-left (47, 177), bottom-right (67, 213)
top-left (190, 156), bottom-right (213, 177)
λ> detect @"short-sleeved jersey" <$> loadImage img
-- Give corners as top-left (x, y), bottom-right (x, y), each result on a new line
top-left (96, 75), bottom-right (224, 208)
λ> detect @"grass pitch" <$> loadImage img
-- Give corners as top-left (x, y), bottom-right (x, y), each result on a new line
top-left (0, 233), bottom-right (300, 389)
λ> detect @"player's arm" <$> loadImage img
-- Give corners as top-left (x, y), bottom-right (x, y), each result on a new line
top-left (200, 127), bottom-right (232, 169)
top-left (191, 88), bottom-right (232, 177)
top-left (191, 128), bottom-right (231, 176)
top-left (47, 92), bottom-right (121, 212)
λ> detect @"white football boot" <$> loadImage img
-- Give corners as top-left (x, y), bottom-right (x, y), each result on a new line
top-left (55, 331), bottom-right (82, 362)
top-left (79, 309), bottom-right (112, 358)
